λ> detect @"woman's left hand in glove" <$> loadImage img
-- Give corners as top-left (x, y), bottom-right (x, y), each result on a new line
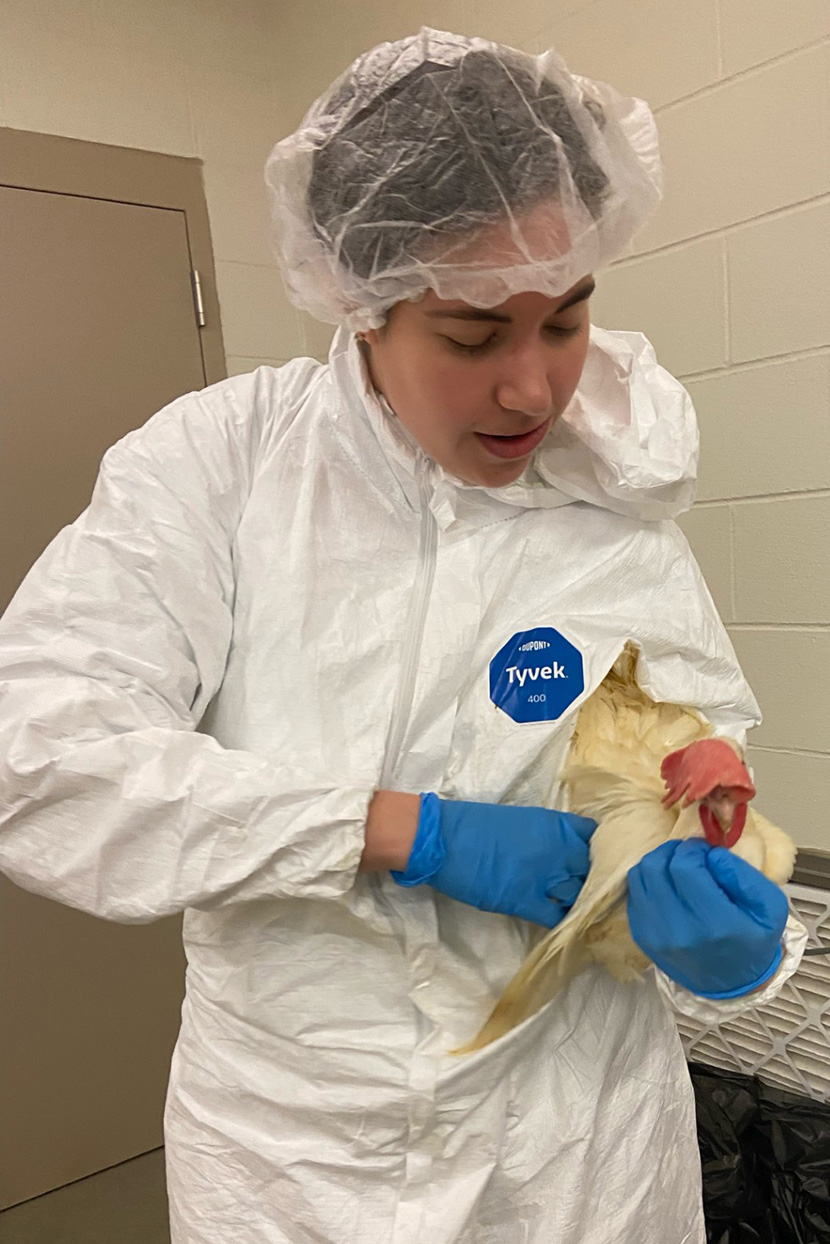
top-left (627, 838), bottom-right (789, 999)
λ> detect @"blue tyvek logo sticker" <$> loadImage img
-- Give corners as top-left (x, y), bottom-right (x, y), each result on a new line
top-left (490, 627), bottom-right (584, 723)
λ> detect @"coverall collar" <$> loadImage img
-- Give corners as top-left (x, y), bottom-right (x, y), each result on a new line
top-left (327, 322), bottom-right (699, 531)
top-left (328, 325), bottom-right (576, 532)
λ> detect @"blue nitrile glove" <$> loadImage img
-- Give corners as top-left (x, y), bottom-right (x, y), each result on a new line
top-left (627, 839), bottom-right (789, 999)
top-left (391, 793), bottom-right (596, 928)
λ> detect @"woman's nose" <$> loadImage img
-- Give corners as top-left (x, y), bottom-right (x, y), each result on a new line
top-left (494, 352), bottom-right (553, 419)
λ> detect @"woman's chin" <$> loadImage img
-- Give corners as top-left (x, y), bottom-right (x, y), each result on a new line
top-left (466, 461), bottom-right (527, 488)
top-left (432, 447), bottom-right (523, 488)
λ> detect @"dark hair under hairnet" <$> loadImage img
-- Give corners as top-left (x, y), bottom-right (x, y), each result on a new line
top-left (307, 51), bottom-right (611, 282)
top-left (265, 28), bottom-right (662, 328)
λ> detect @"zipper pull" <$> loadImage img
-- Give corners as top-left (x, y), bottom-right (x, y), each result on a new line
top-left (415, 452), bottom-right (436, 497)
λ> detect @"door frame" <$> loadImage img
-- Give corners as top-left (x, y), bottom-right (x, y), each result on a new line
top-left (0, 126), bottom-right (226, 385)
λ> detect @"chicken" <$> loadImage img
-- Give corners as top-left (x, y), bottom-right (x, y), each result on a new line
top-left (457, 644), bottom-right (796, 1054)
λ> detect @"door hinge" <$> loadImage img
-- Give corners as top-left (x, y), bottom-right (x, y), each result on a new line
top-left (191, 269), bottom-right (206, 328)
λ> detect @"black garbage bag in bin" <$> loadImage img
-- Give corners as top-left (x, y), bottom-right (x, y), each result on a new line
top-left (689, 1061), bottom-right (830, 1243)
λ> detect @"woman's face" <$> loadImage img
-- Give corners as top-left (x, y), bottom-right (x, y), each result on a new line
top-left (361, 276), bottom-right (594, 488)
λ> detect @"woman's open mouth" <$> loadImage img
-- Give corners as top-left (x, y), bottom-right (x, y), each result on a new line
top-left (474, 420), bottom-right (551, 460)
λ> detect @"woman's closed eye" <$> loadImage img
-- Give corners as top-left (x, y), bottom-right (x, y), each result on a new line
top-left (444, 321), bottom-right (586, 355)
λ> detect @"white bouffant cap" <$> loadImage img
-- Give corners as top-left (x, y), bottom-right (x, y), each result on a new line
top-left (265, 27), bottom-right (662, 330)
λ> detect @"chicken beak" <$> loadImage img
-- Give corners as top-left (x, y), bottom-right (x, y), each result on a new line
top-left (699, 791), bottom-right (747, 848)
top-left (706, 790), bottom-right (738, 831)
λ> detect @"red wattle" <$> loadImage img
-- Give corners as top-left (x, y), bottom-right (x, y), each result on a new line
top-left (699, 801), bottom-right (747, 848)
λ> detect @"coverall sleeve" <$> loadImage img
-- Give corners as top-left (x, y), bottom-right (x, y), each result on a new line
top-left (655, 915), bottom-right (809, 1021)
top-left (0, 371), bottom-right (372, 923)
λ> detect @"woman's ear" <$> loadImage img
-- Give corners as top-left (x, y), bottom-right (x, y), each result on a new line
top-left (360, 304), bottom-right (397, 348)
top-left (356, 330), bottom-right (385, 396)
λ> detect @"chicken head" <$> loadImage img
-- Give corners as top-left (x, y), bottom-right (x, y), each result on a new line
top-left (661, 738), bottom-right (756, 848)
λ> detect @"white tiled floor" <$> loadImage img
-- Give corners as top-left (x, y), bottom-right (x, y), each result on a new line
top-left (0, 1149), bottom-right (169, 1244)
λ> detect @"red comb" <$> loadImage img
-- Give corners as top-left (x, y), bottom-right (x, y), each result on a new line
top-left (661, 738), bottom-right (756, 808)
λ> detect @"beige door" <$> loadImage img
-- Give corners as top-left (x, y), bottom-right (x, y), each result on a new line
top-left (0, 129), bottom-right (225, 1208)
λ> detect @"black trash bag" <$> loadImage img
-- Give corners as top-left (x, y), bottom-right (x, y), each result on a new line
top-left (691, 1063), bottom-right (768, 1243)
top-left (689, 1061), bottom-right (830, 1244)
top-left (756, 1080), bottom-right (830, 1244)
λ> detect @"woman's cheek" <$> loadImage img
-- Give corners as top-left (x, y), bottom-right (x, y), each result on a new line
top-left (423, 365), bottom-right (481, 425)
top-left (553, 340), bottom-right (590, 407)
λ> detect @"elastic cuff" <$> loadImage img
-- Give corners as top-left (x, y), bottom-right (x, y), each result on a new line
top-left (391, 793), bottom-right (445, 888)
top-left (689, 943), bottom-right (784, 1001)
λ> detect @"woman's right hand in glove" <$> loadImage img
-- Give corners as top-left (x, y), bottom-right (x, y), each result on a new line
top-left (387, 792), bottom-right (596, 928)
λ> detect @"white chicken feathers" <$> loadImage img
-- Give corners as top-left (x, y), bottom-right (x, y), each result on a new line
top-left (458, 645), bottom-right (796, 1054)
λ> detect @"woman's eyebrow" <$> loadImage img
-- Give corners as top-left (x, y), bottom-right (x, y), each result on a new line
top-left (425, 279), bottom-right (596, 322)
top-left (556, 279), bottom-right (596, 311)
top-left (425, 308), bottom-right (512, 323)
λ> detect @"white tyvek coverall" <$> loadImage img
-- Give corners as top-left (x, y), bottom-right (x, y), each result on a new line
top-left (0, 325), bottom-right (806, 1243)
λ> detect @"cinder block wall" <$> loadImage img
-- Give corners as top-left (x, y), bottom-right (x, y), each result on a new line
top-left (544, 1), bottom-right (829, 850)
top-left (2, 0), bottom-right (827, 848)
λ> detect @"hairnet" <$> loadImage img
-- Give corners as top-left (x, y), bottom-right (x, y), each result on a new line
top-left (265, 27), bottom-right (662, 330)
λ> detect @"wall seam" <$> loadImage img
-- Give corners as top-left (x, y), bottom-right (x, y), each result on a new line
top-left (181, 58), bottom-right (199, 157)
top-left (728, 501), bottom-right (736, 623)
top-left (714, 0), bottom-right (724, 77)
top-left (226, 354), bottom-right (290, 362)
top-left (214, 258), bottom-right (278, 271)
top-left (653, 35), bottom-right (830, 115)
top-left (679, 345), bottom-right (830, 383)
top-left (695, 488), bottom-right (830, 507)
top-left (613, 193), bottom-right (830, 269)
top-left (722, 235), bottom-right (731, 368)
top-left (730, 623), bottom-right (830, 632)
top-left (183, 63), bottom-right (204, 160)
top-left (551, 0), bottom-right (608, 24)
top-left (748, 745), bottom-right (830, 759)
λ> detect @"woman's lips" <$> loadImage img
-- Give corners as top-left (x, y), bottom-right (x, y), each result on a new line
top-left (474, 419), bottom-right (551, 460)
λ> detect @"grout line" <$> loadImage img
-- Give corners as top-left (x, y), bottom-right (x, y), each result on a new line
top-left (181, 60), bottom-right (199, 159)
top-left (728, 502), bottom-right (736, 623)
top-left (748, 745), bottom-right (830, 760)
top-left (714, 0), bottom-right (724, 78)
top-left (729, 623), bottom-right (830, 632)
top-left (226, 354), bottom-right (288, 362)
top-left (678, 345), bottom-right (830, 383)
top-left (653, 35), bottom-right (830, 116)
top-left (618, 193), bottom-right (830, 268)
top-left (551, 0), bottom-right (608, 25)
top-left (694, 489), bottom-right (830, 507)
top-left (721, 237), bottom-right (731, 367)
top-left (215, 258), bottom-right (281, 274)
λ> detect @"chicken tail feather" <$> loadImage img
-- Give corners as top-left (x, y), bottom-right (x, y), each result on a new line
top-left (452, 873), bottom-right (629, 1054)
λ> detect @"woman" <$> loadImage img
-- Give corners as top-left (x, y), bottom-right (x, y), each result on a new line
top-left (0, 29), bottom-right (804, 1244)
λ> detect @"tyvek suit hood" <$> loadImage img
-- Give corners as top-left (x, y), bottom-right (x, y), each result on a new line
top-left (0, 325), bottom-right (805, 1244)
top-left (329, 322), bottom-right (698, 530)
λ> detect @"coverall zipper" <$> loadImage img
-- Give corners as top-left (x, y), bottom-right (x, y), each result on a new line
top-left (379, 455), bottom-right (438, 788)
top-left (380, 452), bottom-right (443, 1243)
